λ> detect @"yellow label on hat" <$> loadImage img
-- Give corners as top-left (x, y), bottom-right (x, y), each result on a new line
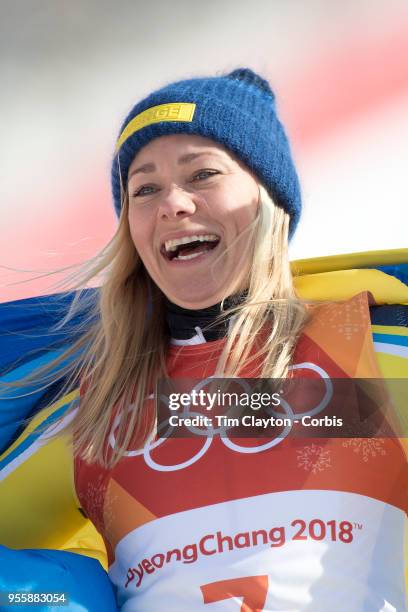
top-left (115, 102), bottom-right (196, 152)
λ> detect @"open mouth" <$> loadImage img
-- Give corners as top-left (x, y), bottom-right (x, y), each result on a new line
top-left (161, 234), bottom-right (220, 262)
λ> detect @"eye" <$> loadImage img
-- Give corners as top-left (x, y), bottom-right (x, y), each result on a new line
top-left (131, 184), bottom-right (157, 198)
top-left (191, 169), bottom-right (220, 182)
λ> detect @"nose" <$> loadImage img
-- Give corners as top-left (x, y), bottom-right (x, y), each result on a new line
top-left (158, 184), bottom-right (197, 220)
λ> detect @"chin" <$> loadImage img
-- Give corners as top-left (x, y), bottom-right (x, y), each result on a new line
top-left (164, 289), bottom-right (224, 310)
top-left (159, 272), bottom-right (244, 308)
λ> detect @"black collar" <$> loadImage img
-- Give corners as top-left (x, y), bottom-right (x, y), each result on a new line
top-left (164, 293), bottom-right (247, 342)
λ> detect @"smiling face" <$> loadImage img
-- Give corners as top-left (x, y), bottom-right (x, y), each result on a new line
top-left (126, 134), bottom-right (260, 309)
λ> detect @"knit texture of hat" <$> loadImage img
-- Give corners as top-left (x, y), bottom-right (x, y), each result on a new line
top-left (112, 68), bottom-right (301, 238)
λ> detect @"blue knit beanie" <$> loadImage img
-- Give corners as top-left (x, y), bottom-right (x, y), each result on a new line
top-left (112, 68), bottom-right (301, 238)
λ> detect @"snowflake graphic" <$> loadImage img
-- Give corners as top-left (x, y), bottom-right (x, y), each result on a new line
top-left (342, 438), bottom-right (387, 462)
top-left (318, 297), bottom-right (368, 340)
top-left (103, 486), bottom-right (119, 536)
top-left (340, 409), bottom-right (392, 439)
top-left (83, 473), bottom-right (106, 532)
top-left (296, 444), bottom-right (331, 474)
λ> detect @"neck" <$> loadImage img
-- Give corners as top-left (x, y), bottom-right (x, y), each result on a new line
top-left (164, 292), bottom-right (247, 344)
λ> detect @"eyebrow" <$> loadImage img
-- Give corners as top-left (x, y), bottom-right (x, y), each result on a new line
top-left (128, 151), bottom-right (226, 179)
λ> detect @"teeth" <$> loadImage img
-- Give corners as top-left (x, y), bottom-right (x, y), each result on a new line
top-left (164, 234), bottom-right (219, 252)
top-left (175, 250), bottom-right (207, 261)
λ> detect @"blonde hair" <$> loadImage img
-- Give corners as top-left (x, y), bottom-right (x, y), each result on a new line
top-left (2, 185), bottom-right (309, 469)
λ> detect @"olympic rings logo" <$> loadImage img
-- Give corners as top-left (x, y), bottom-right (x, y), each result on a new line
top-left (108, 362), bottom-right (333, 471)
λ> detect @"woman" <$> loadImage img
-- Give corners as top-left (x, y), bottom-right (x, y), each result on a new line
top-left (1, 68), bottom-right (407, 611)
